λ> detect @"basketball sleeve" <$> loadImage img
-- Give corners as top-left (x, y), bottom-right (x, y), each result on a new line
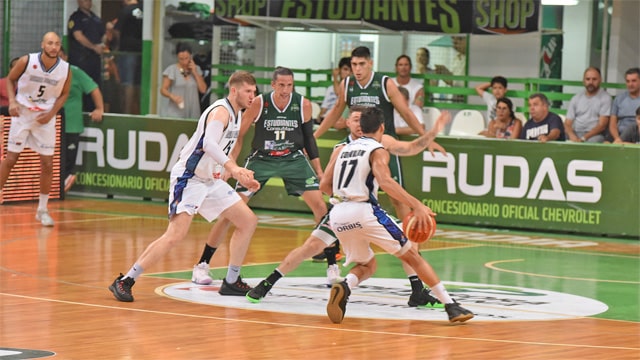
top-left (302, 120), bottom-right (319, 160)
top-left (203, 120), bottom-right (230, 166)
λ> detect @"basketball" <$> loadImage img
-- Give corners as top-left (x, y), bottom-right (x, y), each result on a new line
top-left (402, 212), bottom-right (436, 243)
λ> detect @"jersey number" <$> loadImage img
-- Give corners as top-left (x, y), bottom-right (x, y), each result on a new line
top-left (37, 85), bottom-right (46, 97)
top-left (337, 159), bottom-right (357, 189)
top-left (274, 130), bottom-right (286, 140)
top-left (222, 140), bottom-right (235, 155)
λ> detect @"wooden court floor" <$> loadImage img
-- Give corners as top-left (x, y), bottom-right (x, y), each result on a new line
top-left (1, 197), bottom-right (639, 359)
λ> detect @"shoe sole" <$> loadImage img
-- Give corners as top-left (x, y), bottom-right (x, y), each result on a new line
top-left (410, 302), bottom-right (445, 309)
top-left (326, 284), bottom-right (348, 324)
top-left (246, 293), bottom-right (262, 303)
top-left (192, 279), bottom-right (213, 285)
top-left (449, 313), bottom-right (474, 323)
top-left (109, 284), bottom-right (134, 302)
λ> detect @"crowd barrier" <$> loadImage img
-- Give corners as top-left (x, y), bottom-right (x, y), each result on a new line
top-left (58, 114), bottom-right (640, 238)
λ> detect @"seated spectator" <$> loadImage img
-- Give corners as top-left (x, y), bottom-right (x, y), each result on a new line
top-left (160, 42), bottom-right (207, 119)
top-left (624, 106), bottom-right (640, 144)
top-left (317, 57), bottom-right (351, 129)
top-left (475, 76), bottom-right (508, 125)
top-left (393, 86), bottom-right (424, 135)
top-left (565, 67), bottom-right (611, 143)
top-left (520, 93), bottom-right (565, 142)
top-left (0, 58), bottom-right (19, 116)
top-left (393, 55), bottom-right (424, 108)
top-left (479, 97), bottom-right (522, 139)
top-left (608, 67), bottom-right (640, 143)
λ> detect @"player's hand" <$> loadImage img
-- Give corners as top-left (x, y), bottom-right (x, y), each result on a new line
top-left (8, 101), bottom-right (21, 117)
top-left (230, 167), bottom-right (260, 193)
top-left (411, 205), bottom-right (436, 233)
top-left (35, 111), bottom-right (54, 125)
top-left (431, 110), bottom-right (451, 136)
top-left (427, 141), bottom-right (447, 157)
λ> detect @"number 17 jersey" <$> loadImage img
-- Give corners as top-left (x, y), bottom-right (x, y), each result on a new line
top-left (333, 136), bottom-right (384, 203)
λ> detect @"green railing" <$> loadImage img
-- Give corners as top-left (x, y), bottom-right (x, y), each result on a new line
top-left (210, 64), bottom-right (627, 116)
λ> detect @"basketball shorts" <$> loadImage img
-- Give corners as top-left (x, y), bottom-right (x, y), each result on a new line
top-left (237, 149), bottom-right (320, 196)
top-left (310, 210), bottom-right (338, 246)
top-left (168, 175), bottom-right (241, 222)
top-left (7, 111), bottom-right (57, 155)
top-left (329, 201), bottom-right (411, 266)
top-left (388, 153), bottom-right (403, 185)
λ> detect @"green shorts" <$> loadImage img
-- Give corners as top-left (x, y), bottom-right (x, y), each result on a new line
top-left (237, 149), bottom-right (320, 196)
top-left (389, 153), bottom-right (403, 186)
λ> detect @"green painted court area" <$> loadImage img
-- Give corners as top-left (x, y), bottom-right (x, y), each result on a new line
top-left (147, 213), bottom-right (640, 323)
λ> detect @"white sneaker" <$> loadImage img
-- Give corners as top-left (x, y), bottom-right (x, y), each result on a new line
top-left (326, 264), bottom-right (342, 287)
top-left (191, 262), bottom-right (213, 285)
top-left (36, 209), bottom-right (54, 227)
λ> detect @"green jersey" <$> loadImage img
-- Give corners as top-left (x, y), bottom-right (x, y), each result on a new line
top-left (252, 91), bottom-right (306, 156)
top-left (345, 72), bottom-right (396, 137)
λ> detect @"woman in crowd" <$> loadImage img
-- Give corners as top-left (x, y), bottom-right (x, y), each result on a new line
top-left (480, 97), bottom-right (522, 139)
top-left (160, 42), bottom-right (207, 119)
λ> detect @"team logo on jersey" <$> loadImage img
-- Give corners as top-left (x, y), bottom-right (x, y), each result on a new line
top-left (291, 103), bottom-right (300, 112)
top-left (372, 80), bottom-right (381, 89)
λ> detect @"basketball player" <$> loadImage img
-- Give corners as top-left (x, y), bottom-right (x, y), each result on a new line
top-left (313, 46), bottom-right (446, 302)
top-left (189, 67), bottom-right (327, 293)
top-left (109, 71), bottom-right (260, 302)
top-left (320, 107), bottom-right (474, 324)
top-left (0, 32), bottom-right (71, 226)
top-left (246, 106), bottom-right (450, 306)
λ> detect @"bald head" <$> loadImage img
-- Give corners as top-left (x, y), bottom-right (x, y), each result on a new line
top-left (41, 32), bottom-right (62, 59)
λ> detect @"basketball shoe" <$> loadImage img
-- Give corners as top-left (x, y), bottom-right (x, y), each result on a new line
top-left (36, 209), bottom-right (54, 227)
top-left (326, 280), bottom-right (350, 324)
top-left (326, 264), bottom-right (342, 287)
top-left (109, 274), bottom-right (135, 302)
top-left (445, 302), bottom-right (474, 323)
top-left (246, 279), bottom-right (273, 303)
top-left (408, 287), bottom-right (443, 308)
top-left (191, 262), bottom-right (213, 285)
top-left (219, 276), bottom-right (252, 296)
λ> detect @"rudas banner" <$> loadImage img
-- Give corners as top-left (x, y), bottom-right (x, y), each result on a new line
top-left (75, 116), bottom-right (639, 238)
top-left (214, 0), bottom-right (540, 34)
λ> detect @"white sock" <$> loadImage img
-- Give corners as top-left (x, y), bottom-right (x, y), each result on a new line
top-left (226, 264), bottom-right (241, 283)
top-left (345, 273), bottom-right (359, 288)
top-left (125, 263), bottom-right (144, 281)
top-left (38, 194), bottom-right (49, 211)
top-left (430, 282), bottom-right (454, 304)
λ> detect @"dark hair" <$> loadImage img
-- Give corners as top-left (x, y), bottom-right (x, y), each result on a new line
top-left (351, 46), bottom-right (371, 59)
top-left (636, 106), bottom-right (640, 116)
top-left (360, 107), bottom-right (384, 134)
top-left (496, 97), bottom-right (515, 119)
top-left (417, 47), bottom-right (430, 57)
top-left (175, 42), bottom-right (192, 54)
top-left (9, 57), bottom-right (19, 69)
top-left (272, 66), bottom-right (294, 81)
top-left (584, 66), bottom-right (601, 76)
top-left (395, 54), bottom-right (412, 68)
top-left (528, 93), bottom-right (549, 106)
top-left (625, 67), bottom-right (640, 77)
top-left (491, 76), bottom-right (507, 88)
top-left (338, 57), bottom-right (351, 69)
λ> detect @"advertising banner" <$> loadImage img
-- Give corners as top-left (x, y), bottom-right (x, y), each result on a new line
top-left (214, 0), bottom-right (540, 35)
top-left (75, 116), bottom-right (639, 238)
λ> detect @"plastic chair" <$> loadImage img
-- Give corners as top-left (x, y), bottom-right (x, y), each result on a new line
top-left (311, 102), bottom-right (321, 122)
top-left (449, 110), bottom-right (486, 137)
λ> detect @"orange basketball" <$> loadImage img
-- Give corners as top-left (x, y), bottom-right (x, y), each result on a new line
top-left (402, 212), bottom-right (436, 243)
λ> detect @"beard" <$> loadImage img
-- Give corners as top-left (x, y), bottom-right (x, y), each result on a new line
top-left (43, 49), bottom-right (58, 59)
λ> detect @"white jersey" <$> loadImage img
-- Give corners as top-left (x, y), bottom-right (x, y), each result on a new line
top-left (173, 98), bottom-right (241, 181)
top-left (333, 136), bottom-right (384, 203)
top-left (15, 52), bottom-right (69, 112)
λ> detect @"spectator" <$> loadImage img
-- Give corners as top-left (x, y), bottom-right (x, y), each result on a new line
top-left (58, 47), bottom-right (104, 193)
top-left (317, 57), bottom-right (351, 128)
top-left (564, 67), bottom-right (611, 143)
top-left (0, 57), bottom-right (20, 116)
top-left (114, 0), bottom-right (143, 115)
top-left (520, 93), bottom-right (565, 142)
top-left (67, 0), bottom-right (105, 107)
top-left (608, 67), bottom-right (640, 144)
top-left (160, 42), bottom-right (207, 119)
top-left (415, 47), bottom-right (438, 102)
top-left (434, 35), bottom-right (467, 102)
top-left (627, 106), bottom-right (640, 144)
top-left (475, 76), bottom-right (508, 125)
top-left (393, 55), bottom-right (425, 108)
top-left (393, 86), bottom-right (424, 135)
top-left (479, 97), bottom-right (522, 139)
top-left (102, 19), bottom-right (121, 113)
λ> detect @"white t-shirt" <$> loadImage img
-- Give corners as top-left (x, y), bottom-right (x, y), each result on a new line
top-left (393, 104), bottom-right (424, 131)
top-left (392, 77), bottom-right (424, 105)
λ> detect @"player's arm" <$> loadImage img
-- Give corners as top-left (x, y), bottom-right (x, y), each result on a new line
top-left (387, 79), bottom-right (426, 135)
top-left (314, 78), bottom-right (348, 138)
top-left (370, 148), bottom-right (433, 231)
top-left (6, 55), bottom-right (28, 117)
top-left (204, 107), bottom-right (259, 192)
top-left (382, 111), bottom-right (450, 156)
top-left (37, 69), bottom-right (72, 124)
top-left (319, 144), bottom-right (344, 196)
top-left (301, 98), bottom-right (323, 177)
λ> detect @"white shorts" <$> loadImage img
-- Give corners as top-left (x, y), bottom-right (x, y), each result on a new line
top-left (329, 201), bottom-right (411, 265)
top-left (6, 111), bottom-right (57, 156)
top-left (167, 175), bottom-right (242, 222)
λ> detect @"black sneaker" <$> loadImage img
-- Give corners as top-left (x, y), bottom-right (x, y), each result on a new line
top-left (444, 302), bottom-right (474, 323)
top-left (219, 276), bottom-right (252, 296)
top-left (326, 281), bottom-right (350, 324)
top-left (246, 280), bottom-right (273, 303)
top-left (408, 288), bottom-right (444, 308)
top-left (311, 252), bottom-right (327, 262)
top-left (109, 273), bottom-right (135, 302)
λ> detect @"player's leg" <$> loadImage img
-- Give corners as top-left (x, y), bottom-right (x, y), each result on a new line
top-left (35, 154), bottom-right (54, 226)
top-left (110, 212), bottom-right (194, 302)
top-left (397, 248), bottom-right (474, 323)
top-left (0, 151), bottom-right (20, 204)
